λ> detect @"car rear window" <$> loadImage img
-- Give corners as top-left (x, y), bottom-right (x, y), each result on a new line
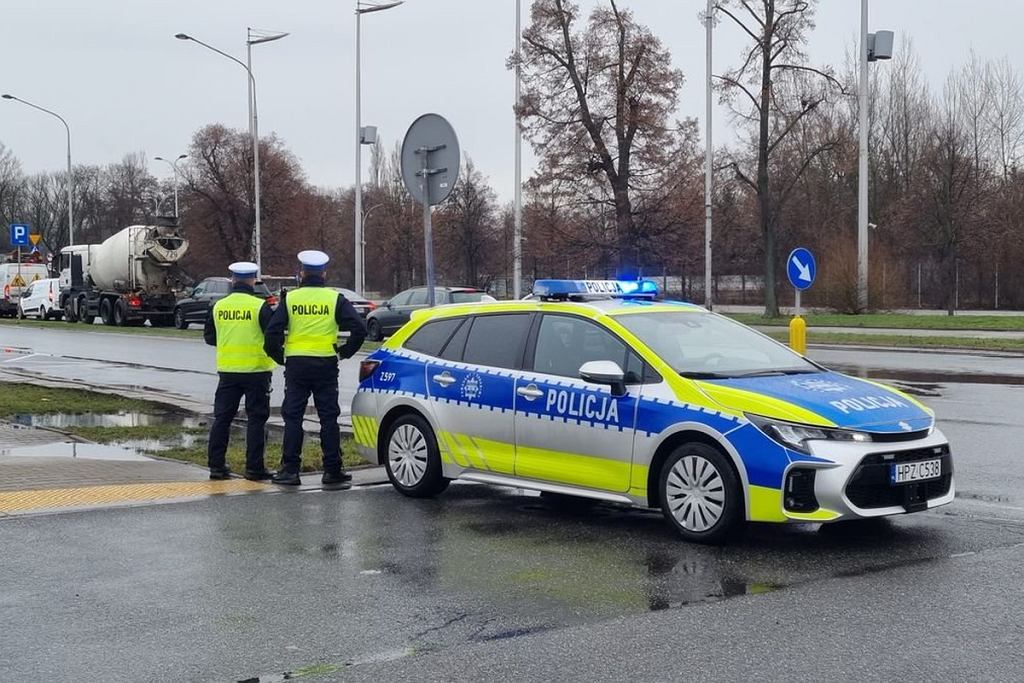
top-left (450, 291), bottom-right (486, 304)
top-left (404, 318), bottom-right (464, 357)
top-left (461, 314), bottom-right (532, 370)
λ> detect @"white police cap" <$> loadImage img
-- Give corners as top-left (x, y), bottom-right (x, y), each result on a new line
top-left (297, 250), bottom-right (329, 271)
top-left (228, 261), bottom-right (259, 278)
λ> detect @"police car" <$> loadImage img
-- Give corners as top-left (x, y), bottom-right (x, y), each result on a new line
top-left (351, 280), bottom-right (953, 543)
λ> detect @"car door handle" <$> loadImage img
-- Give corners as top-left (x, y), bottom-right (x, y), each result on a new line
top-left (432, 371), bottom-right (456, 388)
top-left (516, 384), bottom-right (544, 401)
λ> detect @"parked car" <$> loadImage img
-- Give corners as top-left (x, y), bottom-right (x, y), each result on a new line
top-left (17, 278), bottom-right (63, 321)
top-left (364, 286), bottom-right (488, 341)
top-left (0, 262), bottom-right (50, 318)
top-left (333, 288), bottom-right (376, 319)
top-left (173, 277), bottom-right (276, 330)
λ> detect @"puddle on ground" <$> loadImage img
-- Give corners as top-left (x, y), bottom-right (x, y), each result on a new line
top-left (12, 411), bottom-right (204, 429)
top-left (0, 441), bottom-right (153, 461)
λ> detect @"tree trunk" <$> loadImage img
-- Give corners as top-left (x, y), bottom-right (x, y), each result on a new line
top-left (614, 181), bottom-right (635, 276)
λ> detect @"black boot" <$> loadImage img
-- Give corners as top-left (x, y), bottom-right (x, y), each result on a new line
top-left (272, 470), bottom-right (301, 486)
top-left (244, 469), bottom-right (275, 481)
top-left (322, 470), bottom-right (352, 490)
top-left (209, 466), bottom-right (232, 481)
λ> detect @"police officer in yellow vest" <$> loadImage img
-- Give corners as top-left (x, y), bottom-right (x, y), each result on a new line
top-left (263, 250), bottom-right (367, 489)
top-left (203, 261), bottom-right (277, 481)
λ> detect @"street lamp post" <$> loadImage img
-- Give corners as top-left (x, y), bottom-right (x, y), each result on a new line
top-left (355, 1), bottom-right (404, 295)
top-left (704, 0), bottom-right (714, 310)
top-left (175, 29), bottom-right (288, 274)
top-left (857, 1), bottom-right (893, 311)
top-left (154, 154), bottom-right (188, 217)
top-left (2, 94), bottom-right (74, 246)
top-left (513, 0), bottom-right (523, 300)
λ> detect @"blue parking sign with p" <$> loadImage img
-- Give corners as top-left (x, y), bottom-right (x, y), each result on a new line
top-left (9, 224), bottom-right (30, 247)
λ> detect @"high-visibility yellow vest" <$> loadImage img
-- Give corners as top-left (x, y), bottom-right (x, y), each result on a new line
top-left (213, 292), bottom-right (276, 373)
top-left (284, 287), bottom-right (339, 358)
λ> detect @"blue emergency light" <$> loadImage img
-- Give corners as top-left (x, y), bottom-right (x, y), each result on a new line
top-left (533, 279), bottom-right (659, 300)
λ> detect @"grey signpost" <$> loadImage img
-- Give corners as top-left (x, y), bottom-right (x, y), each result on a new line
top-left (401, 114), bottom-right (461, 307)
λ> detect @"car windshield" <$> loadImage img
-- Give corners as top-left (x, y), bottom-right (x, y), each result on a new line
top-left (450, 291), bottom-right (485, 304)
top-left (615, 311), bottom-right (819, 379)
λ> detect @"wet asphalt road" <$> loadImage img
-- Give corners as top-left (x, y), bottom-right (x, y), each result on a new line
top-left (2, 326), bottom-right (1024, 680)
top-left (2, 375), bottom-right (1024, 681)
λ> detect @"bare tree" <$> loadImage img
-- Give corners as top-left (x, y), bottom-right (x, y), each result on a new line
top-left (517, 0), bottom-right (685, 274)
top-left (714, 0), bottom-right (844, 315)
top-left (435, 155), bottom-right (500, 288)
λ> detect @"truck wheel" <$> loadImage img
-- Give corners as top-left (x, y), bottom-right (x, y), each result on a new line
top-left (113, 300), bottom-right (128, 326)
top-left (173, 308), bottom-right (188, 330)
top-left (63, 300), bottom-right (78, 323)
top-left (77, 296), bottom-right (93, 324)
top-left (99, 299), bottom-right (115, 326)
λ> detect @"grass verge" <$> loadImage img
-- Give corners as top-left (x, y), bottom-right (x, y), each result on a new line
top-left (761, 329), bottom-right (1024, 352)
top-left (153, 440), bottom-right (369, 474)
top-left (729, 312), bottom-right (1024, 331)
top-left (0, 383), bottom-right (161, 415)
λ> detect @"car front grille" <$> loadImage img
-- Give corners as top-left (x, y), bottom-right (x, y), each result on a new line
top-left (845, 445), bottom-right (953, 510)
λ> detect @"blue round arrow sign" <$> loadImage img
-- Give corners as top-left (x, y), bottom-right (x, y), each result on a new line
top-left (787, 247), bottom-right (816, 291)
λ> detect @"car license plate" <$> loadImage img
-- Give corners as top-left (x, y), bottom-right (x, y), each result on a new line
top-left (890, 459), bottom-right (942, 484)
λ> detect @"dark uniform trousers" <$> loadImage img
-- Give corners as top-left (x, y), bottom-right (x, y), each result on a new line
top-left (280, 358), bottom-right (341, 473)
top-left (208, 371), bottom-right (273, 471)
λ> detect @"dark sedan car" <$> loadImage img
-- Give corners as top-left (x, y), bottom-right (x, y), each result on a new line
top-left (333, 288), bottom-right (377, 319)
top-left (173, 277), bottom-right (276, 329)
top-left (365, 286), bottom-right (488, 341)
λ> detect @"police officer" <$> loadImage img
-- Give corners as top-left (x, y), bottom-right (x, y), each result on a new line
top-left (203, 262), bottom-right (276, 481)
top-left (264, 250), bottom-right (367, 489)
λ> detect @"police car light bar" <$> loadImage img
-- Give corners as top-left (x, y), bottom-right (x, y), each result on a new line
top-left (533, 279), bottom-right (659, 300)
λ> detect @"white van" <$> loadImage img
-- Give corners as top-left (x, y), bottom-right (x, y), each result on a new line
top-left (17, 278), bottom-right (63, 320)
top-left (0, 262), bottom-right (50, 318)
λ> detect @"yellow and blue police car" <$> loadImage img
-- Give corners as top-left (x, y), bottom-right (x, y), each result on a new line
top-left (351, 280), bottom-right (954, 543)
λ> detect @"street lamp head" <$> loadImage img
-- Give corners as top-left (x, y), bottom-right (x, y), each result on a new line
top-left (154, 156), bottom-right (166, 161)
top-left (177, 154), bottom-right (188, 160)
top-left (356, 1), bottom-right (404, 14)
top-left (247, 29), bottom-right (290, 46)
top-left (174, 33), bottom-right (191, 41)
top-left (1, 94), bottom-right (14, 100)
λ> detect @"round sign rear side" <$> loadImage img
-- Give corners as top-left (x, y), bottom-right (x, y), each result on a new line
top-left (787, 247), bottom-right (816, 291)
top-left (401, 114), bottom-right (461, 206)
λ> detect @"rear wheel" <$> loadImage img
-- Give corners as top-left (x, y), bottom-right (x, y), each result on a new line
top-left (38, 305), bottom-right (48, 321)
top-left (64, 300), bottom-right (78, 322)
top-left (113, 300), bottom-right (129, 326)
top-left (366, 319), bottom-right (383, 342)
top-left (173, 308), bottom-right (188, 330)
top-left (384, 413), bottom-right (448, 498)
top-left (99, 298), bottom-right (115, 326)
top-left (659, 443), bottom-right (743, 544)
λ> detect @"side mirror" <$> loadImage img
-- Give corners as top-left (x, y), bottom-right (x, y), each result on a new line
top-left (579, 360), bottom-right (627, 397)
top-left (384, 300), bottom-right (392, 309)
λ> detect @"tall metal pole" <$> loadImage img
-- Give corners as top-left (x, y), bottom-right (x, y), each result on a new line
top-left (513, 0), bottom-right (523, 300)
top-left (421, 155), bottom-right (435, 308)
top-left (1, 95), bottom-right (73, 246)
top-left (857, 0), bottom-right (869, 312)
top-left (355, 6), bottom-right (364, 294)
top-left (704, 0), bottom-right (713, 310)
top-left (247, 36), bottom-right (263, 275)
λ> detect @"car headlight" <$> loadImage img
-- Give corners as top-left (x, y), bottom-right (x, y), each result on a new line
top-left (746, 414), bottom-right (872, 454)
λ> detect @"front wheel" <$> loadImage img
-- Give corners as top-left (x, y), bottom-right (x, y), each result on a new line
top-left (384, 413), bottom-right (448, 498)
top-left (659, 443), bottom-right (743, 544)
top-left (16, 304), bottom-right (26, 320)
top-left (366, 319), bottom-right (383, 342)
top-left (173, 308), bottom-right (188, 330)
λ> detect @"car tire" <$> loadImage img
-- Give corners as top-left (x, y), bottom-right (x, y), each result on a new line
top-left (99, 298), bottom-right (115, 326)
top-left (383, 413), bottom-right (449, 498)
top-left (38, 305), bottom-right (47, 321)
top-left (16, 304), bottom-right (26, 320)
top-left (173, 308), bottom-right (188, 330)
top-left (659, 442), bottom-right (743, 545)
top-left (366, 319), bottom-right (383, 342)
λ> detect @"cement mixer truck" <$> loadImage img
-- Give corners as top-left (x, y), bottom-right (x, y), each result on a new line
top-left (58, 220), bottom-right (190, 327)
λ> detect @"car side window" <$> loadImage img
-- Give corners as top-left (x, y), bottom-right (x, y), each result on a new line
top-left (408, 289), bottom-right (429, 306)
top-left (461, 314), bottom-right (532, 370)
top-left (404, 318), bottom-right (464, 357)
top-left (533, 315), bottom-right (627, 379)
top-left (192, 282), bottom-right (207, 297)
top-left (23, 284), bottom-right (34, 297)
top-left (439, 317), bottom-right (471, 361)
top-left (625, 350), bottom-right (661, 385)
top-left (389, 291), bottom-right (412, 306)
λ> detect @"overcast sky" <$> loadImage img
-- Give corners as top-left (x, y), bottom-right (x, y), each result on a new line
top-left (3, 1), bottom-right (1021, 201)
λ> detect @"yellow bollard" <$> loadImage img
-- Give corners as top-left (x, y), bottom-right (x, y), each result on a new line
top-left (790, 315), bottom-right (807, 355)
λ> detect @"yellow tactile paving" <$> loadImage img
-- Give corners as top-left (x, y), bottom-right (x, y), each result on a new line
top-left (0, 479), bottom-right (270, 514)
